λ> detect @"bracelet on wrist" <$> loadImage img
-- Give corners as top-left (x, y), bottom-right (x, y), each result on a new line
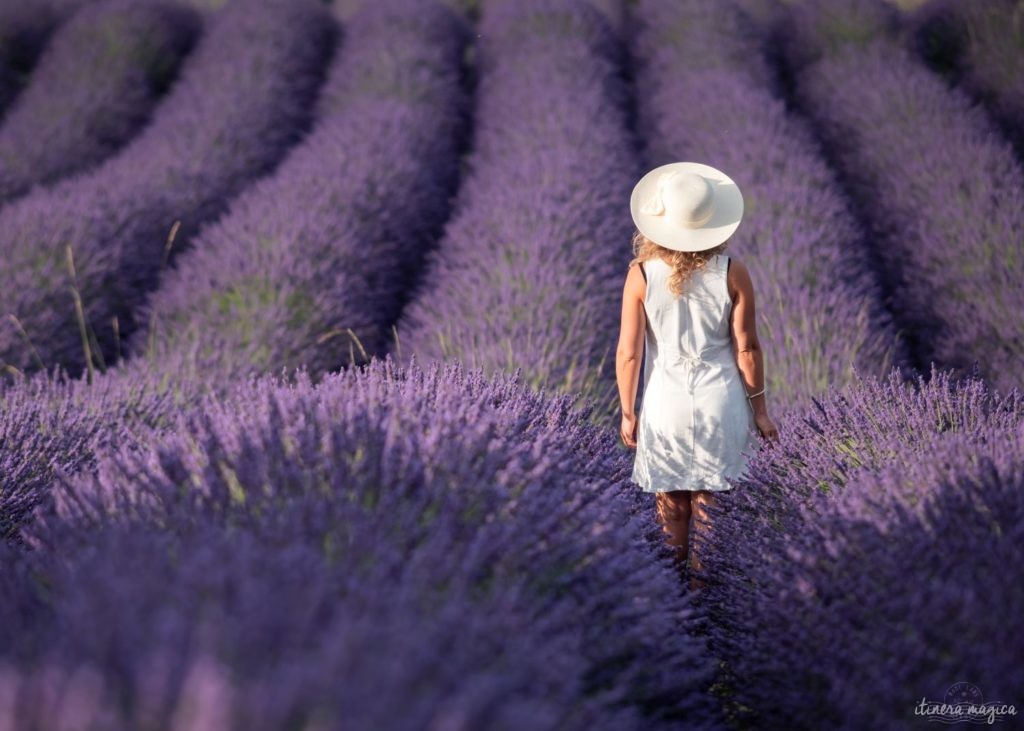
top-left (746, 387), bottom-right (766, 400)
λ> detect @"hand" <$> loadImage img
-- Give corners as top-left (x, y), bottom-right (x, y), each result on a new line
top-left (620, 413), bottom-right (638, 449)
top-left (755, 413), bottom-right (779, 441)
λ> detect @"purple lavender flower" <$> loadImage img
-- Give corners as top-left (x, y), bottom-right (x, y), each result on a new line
top-left (629, 0), bottom-right (909, 414)
top-left (393, 0), bottom-right (643, 420)
top-left (7, 355), bottom-right (722, 730)
top-left (0, 0), bottom-right (337, 380)
top-left (129, 0), bottom-right (469, 380)
top-left (0, 0), bottom-right (201, 204)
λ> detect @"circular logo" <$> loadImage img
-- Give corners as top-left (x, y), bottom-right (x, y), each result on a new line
top-left (944, 681), bottom-right (984, 707)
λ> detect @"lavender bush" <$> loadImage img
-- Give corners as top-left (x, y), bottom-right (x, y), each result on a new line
top-left (770, 0), bottom-right (1024, 395)
top-left (6, 355), bottom-right (722, 730)
top-left (769, 442), bottom-right (1023, 729)
top-left (696, 365), bottom-right (1024, 728)
top-left (0, 0), bottom-right (337, 380)
top-left (908, 0), bottom-right (1024, 161)
top-left (0, 0), bottom-right (201, 204)
top-left (130, 0), bottom-right (469, 380)
top-left (628, 0), bottom-right (908, 415)
top-left (393, 0), bottom-right (642, 422)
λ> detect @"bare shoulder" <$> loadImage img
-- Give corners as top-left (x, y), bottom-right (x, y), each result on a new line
top-left (725, 256), bottom-right (753, 301)
top-left (625, 260), bottom-right (647, 295)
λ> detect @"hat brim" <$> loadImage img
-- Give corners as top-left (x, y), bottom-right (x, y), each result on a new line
top-left (630, 161), bottom-right (744, 252)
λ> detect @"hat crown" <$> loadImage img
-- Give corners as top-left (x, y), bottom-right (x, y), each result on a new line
top-left (630, 161), bottom-right (743, 252)
top-left (661, 171), bottom-right (714, 229)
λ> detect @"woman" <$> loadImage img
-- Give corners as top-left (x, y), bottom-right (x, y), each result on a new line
top-left (615, 161), bottom-right (779, 590)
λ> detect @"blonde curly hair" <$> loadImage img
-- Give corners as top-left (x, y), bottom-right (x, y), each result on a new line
top-left (627, 230), bottom-right (730, 299)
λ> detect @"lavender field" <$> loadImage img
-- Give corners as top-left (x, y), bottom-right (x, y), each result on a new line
top-left (0, 0), bottom-right (1021, 728)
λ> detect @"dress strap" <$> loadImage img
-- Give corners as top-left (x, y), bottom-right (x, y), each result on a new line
top-left (639, 261), bottom-right (647, 283)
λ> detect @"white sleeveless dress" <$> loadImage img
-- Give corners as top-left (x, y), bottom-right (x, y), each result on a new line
top-left (631, 254), bottom-right (758, 493)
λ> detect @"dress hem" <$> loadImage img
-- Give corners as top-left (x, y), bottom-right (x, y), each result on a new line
top-left (631, 476), bottom-right (736, 493)
top-left (637, 485), bottom-right (734, 493)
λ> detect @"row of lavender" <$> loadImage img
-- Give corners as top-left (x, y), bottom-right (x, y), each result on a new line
top-left (628, 0), bottom-right (907, 417)
top-left (766, 0), bottom-right (1024, 396)
top-left (2, 360), bottom-right (721, 728)
top-left (393, 0), bottom-right (643, 420)
top-left (0, 0), bottom-right (201, 204)
top-left (129, 0), bottom-right (469, 380)
top-left (0, 0), bottom-right (337, 380)
top-left (700, 364), bottom-right (1024, 728)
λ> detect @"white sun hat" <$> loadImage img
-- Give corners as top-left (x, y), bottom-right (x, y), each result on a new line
top-left (629, 161), bottom-right (744, 252)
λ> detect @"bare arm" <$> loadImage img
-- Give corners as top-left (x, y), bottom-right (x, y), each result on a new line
top-left (616, 262), bottom-right (646, 419)
top-left (728, 259), bottom-right (769, 418)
